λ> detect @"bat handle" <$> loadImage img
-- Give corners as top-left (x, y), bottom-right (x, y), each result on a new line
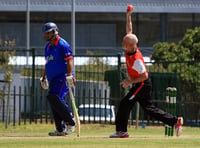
top-left (42, 71), bottom-right (46, 81)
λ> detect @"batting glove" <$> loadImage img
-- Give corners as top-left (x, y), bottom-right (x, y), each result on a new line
top-left (40, 76), bottom-right (49, 90)
top-left (66, 75), bottom-right (76, 88)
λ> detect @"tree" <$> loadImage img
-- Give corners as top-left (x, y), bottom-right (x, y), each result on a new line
top-left (0, 36), bottom-right (14, 101)
top-left (152, 27), bottom-right (200, 62)
top-left (151, 27), bottom-right (200, 120)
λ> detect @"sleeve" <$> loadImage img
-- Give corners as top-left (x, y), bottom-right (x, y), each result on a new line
top-left (63, 44), bottom-right (73, 61)
top-left (132, 59), bottom-right (146, 74)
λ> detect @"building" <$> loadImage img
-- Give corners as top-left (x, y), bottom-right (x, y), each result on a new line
top-left (0, 0), bottom-right (200, 56)
top-left (0, 0), bottom-right (199, 124)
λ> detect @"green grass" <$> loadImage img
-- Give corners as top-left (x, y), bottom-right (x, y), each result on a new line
top-left (0, 123), bottom-right (200, 148)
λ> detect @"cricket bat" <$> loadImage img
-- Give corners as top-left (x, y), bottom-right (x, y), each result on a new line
top-left (66, 76), bottom-right (80, 137)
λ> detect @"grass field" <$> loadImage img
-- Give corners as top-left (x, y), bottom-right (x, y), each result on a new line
top-left (0, 123), bottom-right (200, 148)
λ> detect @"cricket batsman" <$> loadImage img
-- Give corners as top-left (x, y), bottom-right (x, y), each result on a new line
top-left (40, 22), bottom-right (76, 136)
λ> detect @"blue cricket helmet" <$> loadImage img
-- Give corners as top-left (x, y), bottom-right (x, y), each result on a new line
top-left (42, 22), bottom-right (58, 33)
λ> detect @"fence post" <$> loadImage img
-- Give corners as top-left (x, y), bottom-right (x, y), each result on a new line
top-left (19, 86), bottom-right (21, 126)
top-left (117, 54), bottom-right (121, 98)
top-left (5, 80), bottom-right (11, 128)
top-left (135, 102), bottom-right (140, 129)
top-left (31, 48), bottom-right (35, 122)
top-left (13, 86), bottom-right (16, 128)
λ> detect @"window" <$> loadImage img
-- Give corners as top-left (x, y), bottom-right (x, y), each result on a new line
top-left (137, 13), bottom-right (160, 47)
top-left (168, 14), bottom-right (193, 43)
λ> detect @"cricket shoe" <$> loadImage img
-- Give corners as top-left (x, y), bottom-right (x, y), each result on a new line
top-left (109, 131), bottom-right (129, 138)
top-left (48, 130), bottom-right (66, 136)
top-left (175, 117), bottom-right (183, 136)
top-left (64, 125), bottom-right (75, 135)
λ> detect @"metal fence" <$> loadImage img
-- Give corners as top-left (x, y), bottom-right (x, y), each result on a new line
top-left (0, 48), bottom-right (200, 127)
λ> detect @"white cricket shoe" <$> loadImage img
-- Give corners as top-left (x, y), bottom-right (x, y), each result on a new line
top-left (64, 125), bottom-right (75, 135)
top-left (175, 117), bottom-right (183, 136)
top-left (109, 131), bottom-right (129, 138)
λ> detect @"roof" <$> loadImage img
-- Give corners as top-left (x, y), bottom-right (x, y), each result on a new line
top-left (0, 0), bottom-right (200, 13)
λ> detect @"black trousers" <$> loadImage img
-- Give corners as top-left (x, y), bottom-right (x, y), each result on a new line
top-left (116, 78), bottom-right (177, 132)
top-left (47, 94), bottom-right (75, 132)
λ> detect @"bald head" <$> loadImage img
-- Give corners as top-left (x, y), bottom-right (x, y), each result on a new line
top-left (122, 33), bottom-right (138, 53)
top-left (123, 33), bottom-right (138, 44)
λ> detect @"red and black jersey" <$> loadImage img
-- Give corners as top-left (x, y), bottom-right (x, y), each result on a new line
top-left (125, 46), bottom-right (148, 79)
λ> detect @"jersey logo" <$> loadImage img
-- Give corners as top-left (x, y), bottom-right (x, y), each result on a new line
top-left (46, 54), bottom-right (54, 62)
top-left (66, 52), bottom-right (72, 57)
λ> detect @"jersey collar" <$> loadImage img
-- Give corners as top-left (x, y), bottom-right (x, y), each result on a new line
top-left (126, 45), bottom-right (138, 56)
top-left (54, 35), bottom-right (60, 46)
top-left (48, 35), bottom-right (60, 47)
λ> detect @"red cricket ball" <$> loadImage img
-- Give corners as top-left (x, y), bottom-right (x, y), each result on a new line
top-left (127, 5), bottom-right (134, 12)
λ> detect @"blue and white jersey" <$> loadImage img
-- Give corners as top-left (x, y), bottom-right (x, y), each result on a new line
top-left (45, 36), bottom-right (73, 82)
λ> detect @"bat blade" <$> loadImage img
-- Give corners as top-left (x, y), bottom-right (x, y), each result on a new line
top-left (69, 88), bottom-right (80, 137)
